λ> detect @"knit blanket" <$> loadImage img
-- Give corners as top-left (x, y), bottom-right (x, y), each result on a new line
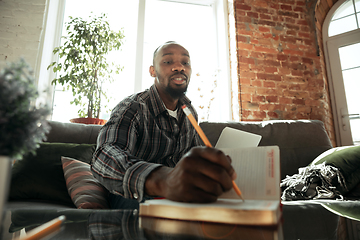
top-left (280, 162), bottom-right (347, 201)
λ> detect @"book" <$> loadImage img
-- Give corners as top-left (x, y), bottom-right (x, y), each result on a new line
top-left (139, 146), bottom-right (281, 226)
top-left (140, 215), bottom-right (284, 240)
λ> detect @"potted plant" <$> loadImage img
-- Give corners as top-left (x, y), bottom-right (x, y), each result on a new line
top-left (47, 13), bottom-right (125, 125)
top-left (0, 58), bottom-right (50, 226)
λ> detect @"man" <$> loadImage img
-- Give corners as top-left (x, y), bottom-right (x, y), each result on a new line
top-left (91, 42), bottom-right (236, 209)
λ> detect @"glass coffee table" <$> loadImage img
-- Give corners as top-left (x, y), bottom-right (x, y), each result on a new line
top-left (1, 200), bottom-right (360, 240)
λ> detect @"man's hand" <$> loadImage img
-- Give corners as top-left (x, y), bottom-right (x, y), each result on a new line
top-left (145, 146), bottom-right (236, 203)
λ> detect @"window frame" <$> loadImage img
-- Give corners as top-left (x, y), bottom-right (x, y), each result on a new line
top-left (323, 0), bottom-right (360, 146)
top-left (37, 0), bottom-right (235, 122)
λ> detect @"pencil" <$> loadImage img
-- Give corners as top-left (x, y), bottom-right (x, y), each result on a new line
top-left (16, 215), bottom-right (66, 240)
top-left (181, 105), bottom-right (245, 201)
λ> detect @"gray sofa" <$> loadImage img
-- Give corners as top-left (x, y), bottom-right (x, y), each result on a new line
top-left (7, 119), bottom-right (334, 209)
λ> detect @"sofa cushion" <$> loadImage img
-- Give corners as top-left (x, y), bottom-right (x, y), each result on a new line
top-left (45, 120), bottom-right (102, 144)
top-left (310, 145), bottom-right (360, 194)
top-left (200, 120), bottom-right (333, 180)
top-left (9, 143), bottom-right (96, 206)
top-left (62, 156), bottom-right (109, 209)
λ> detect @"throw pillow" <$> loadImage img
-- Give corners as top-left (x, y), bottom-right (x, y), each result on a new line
top-left (62, 156), bottom-right (109, 209)
top-left (310, 145), bottom-right (360, 194)
top-left (9, 142), bottom-right (96, 206)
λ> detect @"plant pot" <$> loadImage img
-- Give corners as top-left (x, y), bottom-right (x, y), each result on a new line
top-left (70, 118), bottom-right (107, 125)
top-left (0, 156), bottom-right (12, 228)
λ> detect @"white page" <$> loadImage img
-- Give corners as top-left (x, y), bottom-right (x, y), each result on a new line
top-left (219, 146), bottom-right (280, 201)
top-left (215, 127), bottom-right (262, 149)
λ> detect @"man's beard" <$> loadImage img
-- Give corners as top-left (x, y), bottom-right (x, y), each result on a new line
top-left (165, 84), bottom-right (188, 99)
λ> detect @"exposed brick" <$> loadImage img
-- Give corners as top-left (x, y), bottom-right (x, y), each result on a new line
top-left (239, 56), bottom-right (255, 64)
top-left (257, 73), bottom-right (282, 81)
top-left (234, 0), bottom-right (336, 145)
top-left (247, 12), bottom-right (259, 18)
top-left (236, 3), bottom-right (252, 11)
top-left (280, 4), bottom-right (293, 11)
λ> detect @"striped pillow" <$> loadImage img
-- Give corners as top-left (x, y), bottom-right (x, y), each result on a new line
top-left (61, 156), bottom-right (109, 209)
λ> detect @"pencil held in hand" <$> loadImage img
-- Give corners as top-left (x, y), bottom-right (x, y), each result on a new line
top-left (181, 105), bottom-right (244, 201)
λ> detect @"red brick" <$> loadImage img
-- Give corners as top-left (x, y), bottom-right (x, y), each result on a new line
top-left (293, 98), bottom-right (305, 105)
top-left (239, 56), bottom-right (255, 64)
top-left (258, 26), bottom-right (271, 32)
top-left (237, 35), bottom-right (249, 43)
top-left (257, 73), bottom-right (282, 81)
top-left (283, 49), bottom-right (304, 56)
top-left (277, 54), bottom-right (288, 61)
top-left (252, 0), bottom-right (269, 8)
top-left (251, 79), bottom-right (263, 87)
top-left (285, 23), bottom-right (300, 30)
top-left (264, 66), bottom-right (278, 73)
top-left (237, 42), bottom-right (253, 50)
top-left (302, 57), bottom-right (313, 65)
top-left (253, 45), bottom-right (278, 54)
top-left (259, 59), bottom-right (281, 67)
top-left (257, 20), bottom-right (276, 27)
top-left (253, 110), bottom-right (267, 119)
top-left (278, 11), bottom-right (299, 18)
top-left (247, 12), bottom-right (259, 18)
top-left (252, 95), bottom-right (266, 102)
top-left (297, 19), bottom-right (309, 25)
top-left (239, 77), bottom-right (251, 85)
top-left (298, 32), bottom-right (310, 38)
top-left (237, 15), bottom-right (252, 23)
top-left (241, 93), bottom-right (252, 102)
top-left (279, 97), bottom-right (292, 105)
top-left (259, 13), bottom-right (272, 20)
top-left (268, 111), bottom-right (279, 119)
top-left (241, 71), bottom-right (256, 78)
top-left (280, 4), bottom-right (293, 11)
top-left (236, 3), bottom-right (252, 11)
top-left (293, 6), bottom-right (305, 12)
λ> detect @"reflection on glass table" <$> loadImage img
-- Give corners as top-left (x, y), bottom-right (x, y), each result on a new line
top-left (2, 201), bottom-right (360, 240)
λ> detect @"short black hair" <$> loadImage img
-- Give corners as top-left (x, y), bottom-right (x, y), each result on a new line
top-left (152, 41), bottom-right (178, 64)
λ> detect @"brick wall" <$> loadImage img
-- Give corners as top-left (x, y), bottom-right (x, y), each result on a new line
top-left (0, 0), bottom-right (47, 74)
top-left (233, 0), bottom-right (338, 146)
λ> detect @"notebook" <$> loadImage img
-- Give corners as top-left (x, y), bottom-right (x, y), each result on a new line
top-left (215, 127), bottom-right (262, 149)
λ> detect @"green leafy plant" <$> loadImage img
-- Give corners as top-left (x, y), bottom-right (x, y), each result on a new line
top-left (47, 13), bottom-right (124, 119)
top-left (0, 59), bottom-right (50, 159)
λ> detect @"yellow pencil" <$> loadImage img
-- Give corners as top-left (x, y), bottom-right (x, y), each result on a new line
top-left (16, 215), bottom-right (66, 240)
top-left (181, 105), bottom-right (245, 201)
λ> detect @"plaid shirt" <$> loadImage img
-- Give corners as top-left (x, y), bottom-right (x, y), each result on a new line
top-left (91, 85), bottom-right (201, 202)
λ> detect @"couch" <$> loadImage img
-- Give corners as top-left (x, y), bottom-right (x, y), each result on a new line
top-left (7, 119), bottom-right (335, 210)
top-left (6, 119), bottom-right (360, 239)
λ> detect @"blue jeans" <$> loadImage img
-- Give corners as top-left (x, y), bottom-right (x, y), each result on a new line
top-left (108, 193), bottom-right (139, 209)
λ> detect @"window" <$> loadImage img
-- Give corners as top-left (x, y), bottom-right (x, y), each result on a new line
top-left (323, 0), bottom-right (360, 146)
top-left (328, 0), bottom-right (360, 36)
top-left (38, 0), bottom-right (234, 123)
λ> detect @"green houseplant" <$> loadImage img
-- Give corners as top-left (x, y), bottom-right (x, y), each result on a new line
top-left (47, 13), bottom-right (124, 124)
top-left (0, 58), bottom-right (50, 226)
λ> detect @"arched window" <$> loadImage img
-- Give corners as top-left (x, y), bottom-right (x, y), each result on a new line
top-left (323, 0), bottom-right (360, 146)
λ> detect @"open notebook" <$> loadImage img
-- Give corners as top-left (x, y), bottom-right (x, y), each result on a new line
top-left (215, 127), bottom-right (262, 148)
top-left (140, 145), bottom-right (281, 226)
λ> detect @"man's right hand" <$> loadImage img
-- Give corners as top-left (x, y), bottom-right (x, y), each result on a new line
top-left (145, 146), bottom-right (236, 203)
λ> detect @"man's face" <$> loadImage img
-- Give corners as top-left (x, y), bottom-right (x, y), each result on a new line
top-left (150, 44), bottom-right (192, 100)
